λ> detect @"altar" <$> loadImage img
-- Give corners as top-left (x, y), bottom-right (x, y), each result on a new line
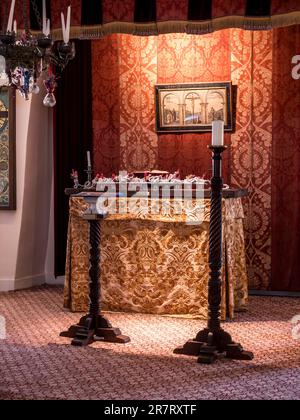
top-left (64, 190), bottom-right (248, 320)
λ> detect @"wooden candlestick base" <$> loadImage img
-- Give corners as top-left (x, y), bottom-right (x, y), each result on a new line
top-left (174, 328), bottom-right (253, 364)
top-left (61, 314), bottom-right (130, 346)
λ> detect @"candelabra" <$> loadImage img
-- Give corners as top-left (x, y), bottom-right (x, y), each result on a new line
top-left (0, 1), bottom-right (75, 106)
top-left (174, 146), bottom-right (254, 364)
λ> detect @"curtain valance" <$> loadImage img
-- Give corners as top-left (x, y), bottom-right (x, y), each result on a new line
top-left (1, 0), bottom-right (300, 39)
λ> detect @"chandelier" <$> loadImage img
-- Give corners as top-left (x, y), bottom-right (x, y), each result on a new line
top-left (0, 0), bottom-right (75, 107)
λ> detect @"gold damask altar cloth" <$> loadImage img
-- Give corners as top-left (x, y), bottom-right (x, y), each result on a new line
top-left (64, 197), bottom-right (248, 319)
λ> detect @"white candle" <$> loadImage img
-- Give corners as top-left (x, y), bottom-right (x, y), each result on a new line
top-left (7, 0), bottom-right (16, 33)
top-left (212, 120), bottom-right (224, 147)
top-left (87, 151), bottom-right (91, 168)
top-left (45, 19), bottom-right (50, 37)
top-left (61, 12), bottom-right (67, 44)
top-left (13, 20), bottom-right (17, 34)
top-left (66, 6), bottom-right (71, 44)
top-left (42, 0), bottom-right (47, 35)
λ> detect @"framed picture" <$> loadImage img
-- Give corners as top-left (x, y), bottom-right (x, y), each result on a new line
top-left (155, 82), bottom-right (233, 133)
top-left (0, 87), bottom-right (16, 210)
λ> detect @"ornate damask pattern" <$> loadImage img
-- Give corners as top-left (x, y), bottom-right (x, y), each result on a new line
top-left (212, 0), bottom-right (245, 17)
top-left (101, 219), bottom-right (214, 317)
top-left (224, 198), bottom-right (248, 310)
top-left (157, 32), bottom-right (231, 84)
top-left (230, 29), bottom-right (272, 289)
top-left (92, 35), bottom-right (121, 176)
top-left (272, 0), bottom-right (300, 15)
top-left (119, 35), bottom-right (158, 171)
top-left (157, 0), bottom-right (188, 21)
top-left (93, 32), bottom-right (232, 179)
top-left (64, 197), bottom-right (248, 318)
top-left (92, 31), bottom-right (273, 289)
top-left (102, 0), bottom-right (134, 23)
top-left (156, 31), bottom-right (232, 180)
top-left (96, 196), bottom-right (211, 224)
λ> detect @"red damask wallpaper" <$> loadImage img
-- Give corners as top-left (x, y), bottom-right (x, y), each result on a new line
top-left (93, 32), bottom-right (233, 178)
top-left (156, 32), bottom-right (232, 181)
top-left (156, 0), bottom-right (188, 21)
top-left (92, 35), bottom-right (121, 175)
top-left (92, 31), bottom-right (274, 290)
top-left (119, 36), bottom-right (158, 171)
top-left (230, 30), bottom-right (272, 290)
top-left (272, 26), bottom-right (300, 292)
top-left (102, 0), bottom-right (135, 23)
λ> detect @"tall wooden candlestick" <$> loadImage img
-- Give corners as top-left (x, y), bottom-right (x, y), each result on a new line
top-left (174, 146), bottom-right (254, 364)
top-left (61, 213), bottom-right (130, 347)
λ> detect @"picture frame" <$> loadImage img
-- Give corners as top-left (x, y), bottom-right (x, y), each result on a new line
top-left (0, 87), bottom-right (16, 210)
top-left (155, 82), bottom-right (233, 133)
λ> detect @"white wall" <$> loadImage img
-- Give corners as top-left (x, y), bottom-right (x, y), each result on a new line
top-left (0, 90), bottom-right (54, 291)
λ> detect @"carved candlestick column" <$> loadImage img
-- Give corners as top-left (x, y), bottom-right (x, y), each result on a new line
top-left (174, 146), bottom-right (254, 364)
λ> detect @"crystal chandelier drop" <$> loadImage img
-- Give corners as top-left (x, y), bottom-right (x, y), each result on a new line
top-left (0, 0), bottom-right (75, 107)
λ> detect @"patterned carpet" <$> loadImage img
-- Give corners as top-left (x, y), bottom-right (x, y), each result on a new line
top-left (0, 286), bottom-right (299, 400)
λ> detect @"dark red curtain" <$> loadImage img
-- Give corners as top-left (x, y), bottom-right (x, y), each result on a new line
top-left (54, 40), bottom-right (93, 277)
top-left (271, 26), bottom-right (300, 291)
